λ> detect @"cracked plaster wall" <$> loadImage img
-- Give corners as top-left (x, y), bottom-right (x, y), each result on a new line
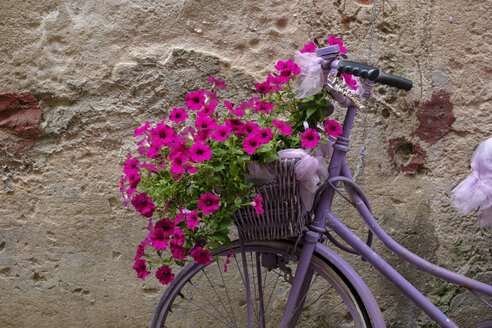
top-left (0, 0), bottom-right (491, 327)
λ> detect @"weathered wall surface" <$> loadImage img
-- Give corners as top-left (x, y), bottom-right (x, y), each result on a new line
top-left (0, 0), bottom-right (490, 327)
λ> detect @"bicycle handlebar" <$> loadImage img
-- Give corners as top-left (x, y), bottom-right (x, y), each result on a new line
top-left (337, 60), bottom-right (413, 91)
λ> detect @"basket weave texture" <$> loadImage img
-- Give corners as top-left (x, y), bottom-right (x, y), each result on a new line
top-left (233, 159), bottom-right (310, 241)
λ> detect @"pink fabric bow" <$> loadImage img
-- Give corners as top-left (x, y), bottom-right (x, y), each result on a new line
top-left (452, 137), bottom-right (492, 227)
top-left (279, 142), bottom-right (333, 210)
top-left (293, 52), bottom-right (325, 99)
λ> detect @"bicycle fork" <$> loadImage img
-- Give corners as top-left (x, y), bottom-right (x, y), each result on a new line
top-left (278, 230), bottom-right (321, 328)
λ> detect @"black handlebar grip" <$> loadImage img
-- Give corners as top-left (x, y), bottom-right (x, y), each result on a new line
top-left (336, 60), bottom-right (380, 80)
top-left (374, 72), bottom-right (413, 91)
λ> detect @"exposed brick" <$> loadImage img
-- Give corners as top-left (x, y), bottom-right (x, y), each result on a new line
top-left (388, 137), bottom-right (426, 175)
top-left (411, 90), bottom-right (454, 144)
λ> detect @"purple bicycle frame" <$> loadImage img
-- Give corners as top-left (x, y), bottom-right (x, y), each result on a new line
top-left (277, 101), bottom-right (492, 328)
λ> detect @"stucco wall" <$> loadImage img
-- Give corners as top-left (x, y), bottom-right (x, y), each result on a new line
top-left (0, 0), bottom-right (491, 327)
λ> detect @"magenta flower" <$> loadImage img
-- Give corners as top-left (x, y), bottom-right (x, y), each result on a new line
top-left (194, 128), bottom-right (213, 143)
top-left (255, 100), bottom-right (274, 114)
top-left (135, 243), bottom-right (146, 261)
top-left (155, 217), bottom-right (175, 236)
top-left (211, 125), bottom-right (232, 142)
top-left (186, 209), bottom-right (200, 231)
top-left (155, 265), bottom-right (175, 285)
top-left (300, 42), bottom-right (316, 53)
top-left (170, 227), bottom-right (185, 246)
top-left (120, 175), bottom-right (130, 207)
top-left (255, 81), bottom-right (272, 95)
top-left (195, 116), bottom-right (217, 131)
top-left (131, 193), bottom-right (156, 218)
top-left (223, 249), bottom-right (232, 273)
top-left (226, 119), bottom-right (246, 137)
top-left (146, 141), bottom-right (162, 159)
top-left (327, 35), bottom-right (347, 54)
top-left (185, 90), bottom-right (205, 111)
top-left (198, 103), bottom-right (216, 117)
top-left (150, 123), bottom-right (175, 146)
top-left (150, 227), bottom-right (169, 250)
top-left (169, 107), bottom-right (188, 124)
top-left (242, 122), bottom-right (259, 136)
top-left (256, 128), bottom-right (273, 145)
top-left (191, 246), bottom-right (212, 265)
top-left (203, 90), bottom-right (218, 107)
top-left (207, 76), bottom-right (227, 89)
top-left (253, 194), bottom-right (264, 214)
top-left (224, 101), bottom-right (244, 117)
top-left (134, 121), bottom-right (151, 137)
top-left (197, 192), bottom-right (220, 215)
top-left (325, 120), bottom-right (343, 137)
top-left (340, 73), bottom-right (358, 90)
top-left (174, 209), bottom-right (186, 225)
top-left (243, 135), bottom-right (261, 155)
top-left (124, 155), bottom-right (140, 174)
top-left (274, 59), bottom-right (301, 77)
top-left (126, 169), bottom-right (141, 189)
top-left (301, 129), bottom-right (320, 149)
top-left (272, 120), bottom-right (293, 136)
top-left (266, 74), bottom-right (285, 92)
top-left (133, 259), bottom-right (150, 281)
top-left (137, 135), bottom-right (150, 156)
top-left (170, 244), bottom-right (187, 260)
top-left (189, 143), bottom-right (212, 163)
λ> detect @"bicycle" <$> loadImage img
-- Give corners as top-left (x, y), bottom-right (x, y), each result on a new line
top-left (149, 44), bottom-right (492, 328)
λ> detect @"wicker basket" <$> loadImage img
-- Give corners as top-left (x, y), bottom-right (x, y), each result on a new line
top-left (233, 159), bottom-right (310, 241)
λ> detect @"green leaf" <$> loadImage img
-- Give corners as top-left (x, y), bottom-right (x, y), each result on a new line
top-left (306, 106), bottom-right (317, 119)
top-left (212, 164), bottom-right (225, 172)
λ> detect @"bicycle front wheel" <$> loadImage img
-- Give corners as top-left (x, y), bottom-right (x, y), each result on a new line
top-left (151, 240), bottom-right (372, 327)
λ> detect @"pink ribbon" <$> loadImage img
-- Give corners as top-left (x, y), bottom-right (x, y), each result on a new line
top-left (452, 137), bottom-right (492, 227)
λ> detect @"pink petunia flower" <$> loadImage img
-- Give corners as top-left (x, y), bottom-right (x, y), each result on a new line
top-left (120, 175), bottom-right (130, 207)
top-left (170, 227), bottom-right (185, 246)
top-left (255, 100), bottom-right (274, 114)
top-left (327, 35), bottom-right (347, 54)
top-left (170, 244), bottom-right (187, 260)
top-left (223, 249), bottom-right (232, 272)
top-left (224, 101), bottom-right (244, 117)
top-left (256, 128), bottom-right (273, 145)
top-left (226, 119), bottom-right (246, 137)
top-left (253, 194), bottom-right (264, 214)
top-left (155, 265), bottom-right (174, 285)
top-left (324, 120), bottom-right (343, 137)
top-left (126, 169), bottom-right (141, 189)
top-left (186, 209), bottom-right (200, 231)
top-left (155, 217), bottom-right (175, 236)
top-left (169, 108), bottom-right (188, 124)
top-left (300, 42), bottom-right (316, 53)
top-left (211, 125), bottom-right (232, 142)
top-left (255, 81), bottom-right (272, 95)
top-left (124, 155), bottom-right (140, 174)
top-left (189, 143), bottom-right (212, 163)
top-left (134, 121), bottom-right (151, 137)
top-left (301, 129), bottom-right (320, 149)
top-left (191, 246), bottom-right (212, 265)
top-left (272, 120), bottom-right (293, 136)
top-left (274, 59), bottom-right (301, 77)
top-left (146, 141), bottom-right (162, 159)
top-left (197, 192), bottom-right (220, 215)
top-left (150, 123), bottom-right (175, 146)
top-left (243, 135), bottom-right (261, 155)
top-left (242, 122), bottom-right (260, 136)
top-left (340, 73), bottom-right (358, 90)
top-left (195, 116), bottom-right (217, 131)
top-left (207, 76), bottom-right (227, 89)
top-left (203, 90), bottom-right (218, 107)
top-left (137, 135), bottom-right (150, 156)
top-left (198, 103), bottom-right (216, 117)
top-left (133, 259), bottom-right (150, 280)
top-left (194, 128), bottom-right (213, 143)
top-left (131, 193), bottom-right (156, 218)
top-left (185, 90), bottom-right (206, 111)
top-left (266, 74), bottom-right (286, 92)
top-left (149, 227), bottom-right (169, 250)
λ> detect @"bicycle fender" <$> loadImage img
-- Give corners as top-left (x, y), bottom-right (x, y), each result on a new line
top-left (315, 243), bottom-right (386, 328)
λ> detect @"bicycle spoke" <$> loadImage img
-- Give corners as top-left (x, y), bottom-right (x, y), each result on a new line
top-left (184, 281), bottom-right (234, 327)
top-left (203, 267), bottom-right (238, 327)
top-left (169, 309), bottom-right (200, 328)
top-left (215, 260), bottom-right (239, 327)
top-left (250, 251), bottom-right (260, 325)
